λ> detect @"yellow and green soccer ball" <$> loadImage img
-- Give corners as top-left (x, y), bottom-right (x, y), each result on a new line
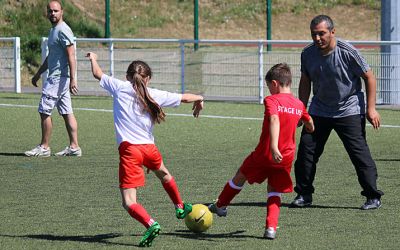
top-left (184, 204), bottom-right (213, 233)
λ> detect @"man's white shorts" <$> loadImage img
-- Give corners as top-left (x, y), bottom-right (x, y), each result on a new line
top-left (38, 77), bottom-right (73, 115)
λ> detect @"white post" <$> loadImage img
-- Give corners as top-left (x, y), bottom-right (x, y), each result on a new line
top-left (258, 42), bottom-right (264, 104)
top-left (109, 39), bottom-right (114, 76)
top-left (14, 37), bottom-right (21, 93)
top-left (180, 42), bottom-right (185, 94)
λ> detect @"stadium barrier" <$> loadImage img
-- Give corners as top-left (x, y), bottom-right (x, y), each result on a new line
top-left (1, 37), bottom-right (400, 104)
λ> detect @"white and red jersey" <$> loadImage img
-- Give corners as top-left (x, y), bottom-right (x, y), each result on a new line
top-left (100, 74), bottom-right (182, 145)
top-left (253, 93), bottom-right (311, 166)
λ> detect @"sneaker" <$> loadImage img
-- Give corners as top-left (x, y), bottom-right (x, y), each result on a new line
top-left (208, 202), bottom-right (227, 217)
top-left (24, 145), bottom-right (51, 157)
top-left (290, 194), bottom-right (312, 208)
top-left (264, 227), bottom-right (276, 240)
top-left (361, 198), bottom-right (381, 210)
top-left (176, 203), bottom-right (192, 219)
top-left (139, 221), bottom-right (161, 247)
top-left (55, 146), bottom-right (82, 157)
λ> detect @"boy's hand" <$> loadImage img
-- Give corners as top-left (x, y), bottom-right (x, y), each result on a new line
top-left (271, 148), bottom-right (282, 163)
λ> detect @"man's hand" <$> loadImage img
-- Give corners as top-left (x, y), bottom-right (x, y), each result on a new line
top-left (31, 74), bottom-right (40, 87)
top-left (367, 108), bottom-right (380, 130)
top-left (70, 78), bottom-right (78, 95)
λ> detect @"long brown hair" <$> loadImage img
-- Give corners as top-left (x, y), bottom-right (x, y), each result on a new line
top-left (126, 60), bottom-right (166, 124)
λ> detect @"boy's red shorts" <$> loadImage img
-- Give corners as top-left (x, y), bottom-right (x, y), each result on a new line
top-left (239, 152), bottom-right (293, 193)
top-left (118, 141), bottom-right (162, 189)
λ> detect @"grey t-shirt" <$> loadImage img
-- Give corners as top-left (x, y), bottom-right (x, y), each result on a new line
top-left (301, 38), bottom-right (370, 118)
top-left (47, 21), bottom-right (74, 78)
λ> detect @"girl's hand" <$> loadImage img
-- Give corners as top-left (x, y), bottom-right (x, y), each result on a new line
top-left (86, 52), bottom-right (97, 61)
top-left (192, 100), bottom-right (203, 118)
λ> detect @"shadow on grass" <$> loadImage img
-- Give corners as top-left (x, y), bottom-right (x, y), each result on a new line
top-left (375, 158), bottom-right (400, 162)
top-left (0, 233), bottom-right (133, 247)
top-left (0, 152), bottom-right (26, 156)
top-left (164, 229), bottom-right (265, 240)
top-left (203, 201), bottom-right (359, 210)
top-left (284, 203), bottom-right (360, 210)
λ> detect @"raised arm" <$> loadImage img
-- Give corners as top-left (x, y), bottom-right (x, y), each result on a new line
top-left (362, 69), bottom-right (380, 129)
top-left (181, 93), bottom-right (204, 118)
top-left (86, 52), bottom-right (104, 80)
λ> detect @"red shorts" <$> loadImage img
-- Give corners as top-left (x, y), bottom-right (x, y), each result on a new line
top-left (239, 152), bottom-right (293, 193)
top-left (118, 141), bottom-right (162, 189)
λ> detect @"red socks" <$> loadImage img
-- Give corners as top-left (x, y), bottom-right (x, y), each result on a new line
top-left (128, 204), bottom-right (154, 228)
top-left (162, 177), bottom-right (183, 208)
top-left (266, 195), bottom-right (281, 230)
top-left (216, 180), bottom-right (243, 207)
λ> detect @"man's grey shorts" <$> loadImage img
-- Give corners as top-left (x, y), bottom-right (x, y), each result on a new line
top-left (38, 77), bottom-right (73, 115)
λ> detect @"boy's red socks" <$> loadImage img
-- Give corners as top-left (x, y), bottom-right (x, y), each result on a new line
top-left (266, 195), bottom-right (281, 230)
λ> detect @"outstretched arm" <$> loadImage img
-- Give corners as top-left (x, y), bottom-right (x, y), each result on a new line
top-left (181, 93), bottom-right (204, 118)
top-left (86, 52), bottom-right (104, 80)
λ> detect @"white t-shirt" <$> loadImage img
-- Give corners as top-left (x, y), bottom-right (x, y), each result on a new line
top-left (100, 74), bottom-right (182, 145)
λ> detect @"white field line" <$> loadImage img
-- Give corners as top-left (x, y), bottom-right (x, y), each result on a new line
top-left (1, 103), bottom-right (400, 128)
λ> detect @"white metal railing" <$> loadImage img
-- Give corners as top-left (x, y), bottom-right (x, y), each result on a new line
top-left (2, 37), bottom-right (400, 105)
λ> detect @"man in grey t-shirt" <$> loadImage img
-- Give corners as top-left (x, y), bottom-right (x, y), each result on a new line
top-left (25, 0), bottom-right (81, 157)
top-left (291, 15), bottom-right (383, 210)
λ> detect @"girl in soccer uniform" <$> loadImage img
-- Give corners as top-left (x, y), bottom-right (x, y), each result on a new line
top-left (209, 63), bottom-right (314, 239)
top-left (86, 52), bottom-right (204, 247)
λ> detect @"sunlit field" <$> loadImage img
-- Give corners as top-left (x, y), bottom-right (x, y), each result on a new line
top-left (1, 92), bottom-right (399, 249)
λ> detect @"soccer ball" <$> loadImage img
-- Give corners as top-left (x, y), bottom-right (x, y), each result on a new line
top-left (184, 204), bottom-right (213, 233)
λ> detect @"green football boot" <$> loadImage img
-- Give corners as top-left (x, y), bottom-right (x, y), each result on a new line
top-left (139, 221), bottom-right (161, 247)
top-left (175, 203), bottom-right (193, 219)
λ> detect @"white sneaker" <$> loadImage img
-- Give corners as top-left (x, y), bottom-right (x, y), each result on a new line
top-left (55, 146), bottom-right (82, 157)
top-left (25, 145), bottom-right (51, 157)
top-left (264, 227), bottom-right (276, 240)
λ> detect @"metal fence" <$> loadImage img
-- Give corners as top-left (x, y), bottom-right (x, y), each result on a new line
top-left (1, 37), bottom-right (400, 104)
top-left (0, 37), bottom-right (20, 93)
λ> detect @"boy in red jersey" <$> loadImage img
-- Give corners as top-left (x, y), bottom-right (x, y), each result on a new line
top-left (209, 63), bottom-right (314, 239)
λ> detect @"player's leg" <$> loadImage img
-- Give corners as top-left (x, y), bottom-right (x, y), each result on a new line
top-left (118, 142), bottom-right (160, 247)
top-left (292, 116), bottom-right (332, 207)
top-left (334, 115), bottom-right (383, 209)
top-left (265, 166), bottom-right (293, 239)
top-left (209, 169), bottom-right (246, 217)
top-left (120, 188), bottom-right (160, 247)
top-left (265, 186), bottom-right (281, 240)
top-left (153, 163), bottom-right (192, 219)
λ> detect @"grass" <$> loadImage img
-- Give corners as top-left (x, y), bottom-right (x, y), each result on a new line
top-left (0, 92), bottom-right (399, 249)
